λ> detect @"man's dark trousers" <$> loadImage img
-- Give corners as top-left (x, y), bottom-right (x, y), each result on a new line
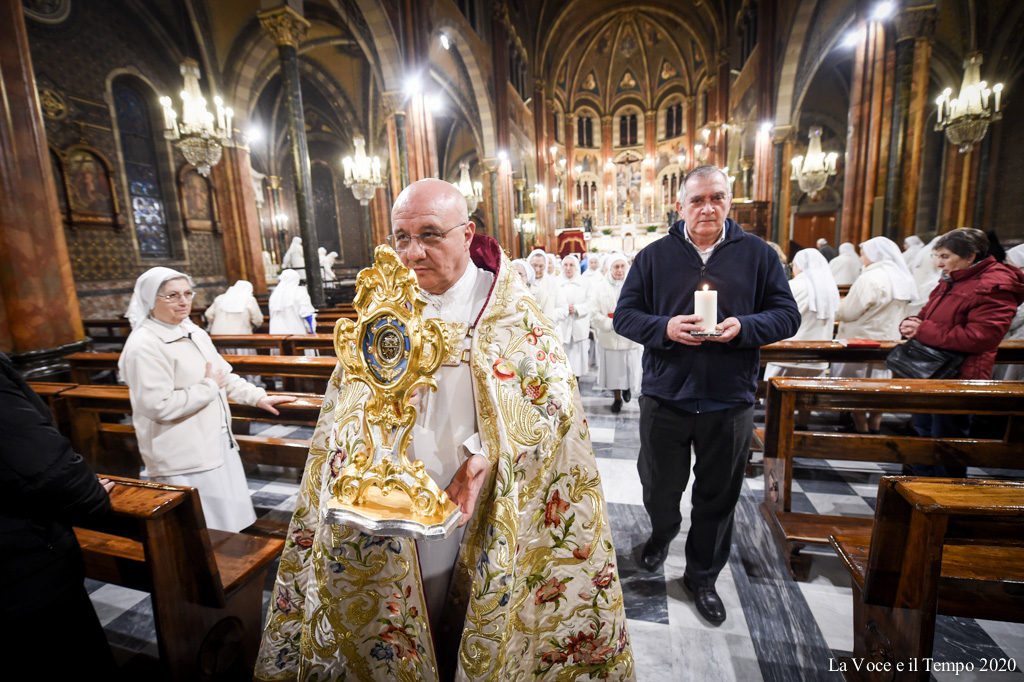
top-left (637, 395), bottom-right (754, 587)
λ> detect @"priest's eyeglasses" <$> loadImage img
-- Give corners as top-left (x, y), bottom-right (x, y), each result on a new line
top-left (156, 290), bottom-right (195, 303)
top-left (387, 222), bottom-right (467, 252)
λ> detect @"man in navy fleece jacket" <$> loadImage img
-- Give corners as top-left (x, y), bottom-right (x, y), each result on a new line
top-left (613, 165), bottom-right (799, 625)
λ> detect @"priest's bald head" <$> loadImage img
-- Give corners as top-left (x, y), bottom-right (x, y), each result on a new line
top-left (390, 178), bottom-right (476, 295)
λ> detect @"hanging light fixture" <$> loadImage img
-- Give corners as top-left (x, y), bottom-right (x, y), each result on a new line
top-left (159, 59), bottom-right (233, 177)
top-left (935, 52), bottom-right (1004, 154)
top-left (455, 162), bottom-right (483, 213)
top-left (342, 135), bottom-right (384, 205)
top-left (790, 126), bottom-right (838, 197)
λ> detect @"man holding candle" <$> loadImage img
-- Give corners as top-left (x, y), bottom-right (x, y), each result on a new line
top-left (613, 165), bottom-right (800, 625)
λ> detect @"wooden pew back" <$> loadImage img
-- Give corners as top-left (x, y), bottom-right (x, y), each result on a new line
top-left (74, 476), bottom-right (284, 680)
top-left (830, 477), bottom-right (1024, 678)
top-left (761, 377), bottom-right (1024, 579)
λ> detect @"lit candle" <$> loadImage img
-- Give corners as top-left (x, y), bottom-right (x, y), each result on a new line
top-left (994, 84), bottom-right (1002, 113)
top-left (694, 284), bottom-right (717, 332)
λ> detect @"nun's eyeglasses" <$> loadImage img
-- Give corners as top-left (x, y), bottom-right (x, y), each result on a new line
top-left (156, 290), bottom-right (195, 303)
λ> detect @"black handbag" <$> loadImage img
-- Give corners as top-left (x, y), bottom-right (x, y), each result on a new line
top-left (885, 338), bottom-right (966, 379)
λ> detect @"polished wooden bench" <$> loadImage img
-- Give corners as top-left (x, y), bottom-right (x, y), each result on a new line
top-left (48, 384), bottom-right (322, 479)
top-left (755, 339), bottom-right (1024, 399)
top-left (761, 377), bottom-right (1024, 579)
top-left (74, 475), bottom-right (284, 681)
top-left (64, 351), bottom-right (336, 393)
top-left (830, 477), bottom-right (1024, 681)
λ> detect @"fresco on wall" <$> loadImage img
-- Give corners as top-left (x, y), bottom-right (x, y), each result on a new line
top-left (617, 70), bottom-right (639, 94)
top-left (691, 39), bottom-right (705, 72)
top-left (580, 70), bottom-right (599, 94)
top-left (557, 63), bottom-right (568, 91)
top-left (658, 59), bottom-right (679, 87)
top-left (619, 29), bottom-right (638, 59)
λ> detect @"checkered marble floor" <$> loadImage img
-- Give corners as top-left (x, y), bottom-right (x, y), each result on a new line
top-left (89, 376), bottom-right (1024, 680)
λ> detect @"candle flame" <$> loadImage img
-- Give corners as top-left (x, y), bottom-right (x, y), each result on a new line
top-left (702, 284), bottom-right (709, 291)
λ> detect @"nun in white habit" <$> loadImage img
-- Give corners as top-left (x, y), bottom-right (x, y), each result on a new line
top-left (833, 236), bottom-right (917, 433)
top-left (118, 267), bottom-right (294, 531)
top-left (557, 254), bottom-right (592, 377)
top-left (764, 248), bottom-right (840, 380)
top-left (205, 279), bottom-right (263, 336)
top-left (902, 235), bottom-right (924, 265)
top-left (280, 236), bottom-right (306, 279)
top-left (269, 269), bottom-right (317, 336)
top-left (589, 252), bottom-right (642, 413)
top-left (907, 235), bottom-right (943, 315)
top-left (829, 242), bottom-right (863, 286)
top-left (527, 248), bottom-right (568, 330)
top-left (993, 245), bottom-right (1024, 380)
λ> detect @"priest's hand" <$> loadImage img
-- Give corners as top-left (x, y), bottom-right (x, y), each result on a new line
top-left (257, 394), bottom-right (297, 415)
top-left (706, 317), bottom-right (741, 343)
top-left (665, 314), bottom-right (705, 345)
top-left (446, 454), bottom-right (490, 527)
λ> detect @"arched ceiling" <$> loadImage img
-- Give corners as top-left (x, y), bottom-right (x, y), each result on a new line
top-left (536, 2), bottom-right (726, 113)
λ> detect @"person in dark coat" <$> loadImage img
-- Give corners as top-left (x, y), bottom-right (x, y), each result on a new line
top-left (0, 351), bottom-right (115, 676)
top-left (816, 237), bottom-right (838, 261)
top-left (899, 228), bottom-right (1024, 477)
top-left (613, 165), bottom-right (800, 625)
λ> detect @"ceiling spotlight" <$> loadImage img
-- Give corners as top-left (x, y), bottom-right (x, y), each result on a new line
top-left (439, 33), bottom-right (451, 50)
top-left (497, 150), bottom-right (508, 161)
top-left (405, 75), bottom-right (421, 95)
top-left (761, 121), bottom-right (773, 134)
top-left (842, 30), bottom-right (860, 48)
top-left (430, 94), bottom-right (443, 112)
top-left (872, 1), bottom-right (893, 20)
top-left (247, 126), bottom-right (262, 143)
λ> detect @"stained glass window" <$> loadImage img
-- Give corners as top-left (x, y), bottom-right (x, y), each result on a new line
top-left (114, 80), bottom-right (171, 258)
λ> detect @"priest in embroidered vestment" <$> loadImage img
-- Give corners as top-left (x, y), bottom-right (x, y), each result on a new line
top-left (255, 179), bottom-right (635, 681)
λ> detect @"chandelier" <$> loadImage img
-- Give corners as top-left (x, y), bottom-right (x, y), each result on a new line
top-left (159, 59), bottom-right (233, 177)
top-left (790, 126), bottom-right (838, 197)
top-left (455, 162), bottom-right (483, 213)
top-left (935, 52), bottom-right (1003, 154)
top-left (342, 136), bottom-right (384, 205)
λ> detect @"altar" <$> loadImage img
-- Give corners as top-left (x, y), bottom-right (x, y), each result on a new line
top-left (558, 222), bottom-right (668, 255)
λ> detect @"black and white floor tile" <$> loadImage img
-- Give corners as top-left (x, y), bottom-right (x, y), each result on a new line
top-left (88, 375), bottom-right (1024, 680)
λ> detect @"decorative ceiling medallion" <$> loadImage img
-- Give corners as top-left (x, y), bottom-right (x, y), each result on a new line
top-left (39, 87), bottom-right (68, 120)
top-left (23, 0), bottom-right (72, 25)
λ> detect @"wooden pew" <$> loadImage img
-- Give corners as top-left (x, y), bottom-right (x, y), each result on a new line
top-left (53, 384), bottom-right (322, 479)
top-left (761, 377), bottom-right (1024, 579)
top-left (830, 477), bottom-right (1024, 681)
top-left (81, 318), bottom-right (132, 345)
top-left (755, 339), bottom-right (1024, 399)
top-left (282, 333), bottom-right (335, 355)
top-left (209, 333), bottom-right (290, 354)
top-left (64, 351), bottom-right (336, 393)
top-left (28, 381), bottom-right (77, 437)
top-left (74, 475), bottom-right (284, 681)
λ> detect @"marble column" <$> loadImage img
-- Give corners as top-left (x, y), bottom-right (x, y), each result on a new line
top-left (602, 115), bottom-right (613, 225)
top-left (715, 50), bottom-right (731, 167)
top-left (384, 92), bottom-right (409, 197)
top-left (685, 96), bottom-right (697, 171)
top-left (645, 109), bottom-right (657, 221)
top-left (258, 5), bottom-right (323, 307)
top-left (840, 19), bottom-right (888, 245)
top-left (212, 144), bottom-right (268, 294)
top-left (565, 113), bottom-right (576, 228)
top-left (0, 0), bottom-right (87, 375)
top-left (533, 82), bottom-right (548, 238)
top-left (897, 6), bottom-right (937, 237)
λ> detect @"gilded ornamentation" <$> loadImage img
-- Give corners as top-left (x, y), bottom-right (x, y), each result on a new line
top-left (325, 245), bottom-right (459, 539)
top-left (258, 5), bottom-right (311, 48)
top-left (39, 87), bottom-right (67, 120)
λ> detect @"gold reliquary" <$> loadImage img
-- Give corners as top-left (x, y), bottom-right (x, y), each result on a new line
top-left (322, 245), bottom-right (461, 540)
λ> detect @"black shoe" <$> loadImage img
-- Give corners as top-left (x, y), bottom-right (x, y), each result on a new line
top-left (623, 389), bottom-right (632, 403)
top-left (640, 538), bottom-right (670, 572)
top-left (682, 575), bottom-right (726, 625)
top-left (611, 399), bottom-right (622, 413)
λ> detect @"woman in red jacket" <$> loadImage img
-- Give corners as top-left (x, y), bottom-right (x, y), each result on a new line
top-left (898, 227), bottom-right (1024, 477)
